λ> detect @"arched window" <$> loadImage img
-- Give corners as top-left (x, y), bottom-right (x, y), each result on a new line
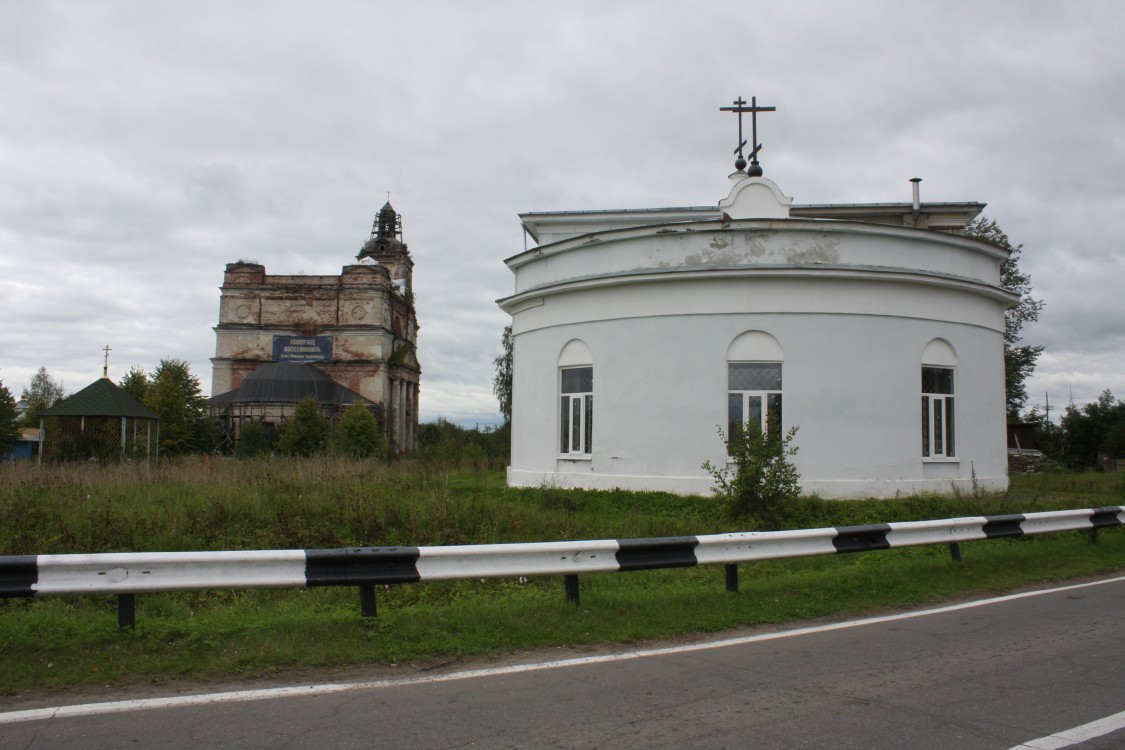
top-left (559, 340), bottom-right (593, 455)
top-left (726, 332), bottom-right (784, 443)
top-left (921, 339), bottom-right (957, 459)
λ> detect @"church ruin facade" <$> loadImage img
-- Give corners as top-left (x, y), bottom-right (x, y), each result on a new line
top-left (210, 201), bottom-right (420, 453)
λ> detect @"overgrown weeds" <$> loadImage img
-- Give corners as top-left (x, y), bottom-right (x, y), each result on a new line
top-left (0, 457), bottom-right (1122, 695)
top-left (0, 455), bottom-right (710, 555)
top-left (1, 457), bottom-right (1120, 556)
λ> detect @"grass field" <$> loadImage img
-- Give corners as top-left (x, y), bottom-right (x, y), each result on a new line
top-left (1, 456), bottom-right (1122, 696)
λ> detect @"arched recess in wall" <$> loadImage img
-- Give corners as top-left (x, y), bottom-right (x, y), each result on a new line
top-left (921, 338), bottom-right (957, 366)
top-left (920, 338), bottom-right (957, 460)
top-left (726, 331), bottom-right (784, 436)
top-left (558, 339), bottom-right (593, 366)
top-left (726, 330), bottom-right (784, 361)
top-left (558, 339), bottom-right (593, 456)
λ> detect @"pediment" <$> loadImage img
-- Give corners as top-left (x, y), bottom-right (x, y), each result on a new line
top-left (719, 176), bottom-right (793, 220)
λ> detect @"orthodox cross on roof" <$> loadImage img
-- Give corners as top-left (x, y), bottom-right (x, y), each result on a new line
top-left (102, 344), bottom-right (112, 378)
top-left (720, 95), bottom-right (776, 177)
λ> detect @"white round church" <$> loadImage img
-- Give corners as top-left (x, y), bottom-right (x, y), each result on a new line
top-left (498, 171), bottom-right (1015, 499)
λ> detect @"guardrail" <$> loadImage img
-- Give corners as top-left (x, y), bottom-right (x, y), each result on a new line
top-left (2, 506), bottom-right (1122, 628)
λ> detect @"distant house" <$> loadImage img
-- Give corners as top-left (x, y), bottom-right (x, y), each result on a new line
top-left (1007, 422), bottom-right (1046, 473)
top-left (2, 401), bottom-right (35, 461)
top-left (0, 428), bottom-right (38, 462)
top-left (38, 377), bottom-right (159, 463)
top-left (498, 170), bottom-right (1014, 498)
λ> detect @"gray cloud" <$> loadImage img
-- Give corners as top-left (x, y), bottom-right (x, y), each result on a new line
top-left (1, 0), bottom-right (1123, 424)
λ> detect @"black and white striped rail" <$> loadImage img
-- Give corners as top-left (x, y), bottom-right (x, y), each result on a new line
top-left (2, 506), bottom-right (1121, 625)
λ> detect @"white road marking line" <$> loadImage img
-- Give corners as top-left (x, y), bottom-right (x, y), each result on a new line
top-left (3, 575), bottom-right (1124, 726)
top-left (1009, 708), bottom-right (1125, 749)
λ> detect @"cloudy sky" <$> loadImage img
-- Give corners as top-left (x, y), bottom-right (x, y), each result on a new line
top-left (2, 1), bottom-right (1122, 427)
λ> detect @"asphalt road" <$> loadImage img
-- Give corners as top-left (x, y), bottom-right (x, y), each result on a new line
top-left (3, 575), bottom-right (1125, 749)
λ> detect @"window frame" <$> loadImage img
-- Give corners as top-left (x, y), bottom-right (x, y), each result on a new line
top-left (559, 366), bottom-right (592, 456)
top-left (921, 366), bottom-right (956, 460)
top-left (727, 362), bottom-right (783, 446)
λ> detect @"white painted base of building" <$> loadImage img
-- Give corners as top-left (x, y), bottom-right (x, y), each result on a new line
top-left (507, 467), bottom-right (1008, 500)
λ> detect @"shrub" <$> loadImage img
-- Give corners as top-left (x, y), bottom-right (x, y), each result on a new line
top-left (236, 420), bottom-right (273, 459)
top-left (276, 397), bottom-right (330, 457)
top-left (416, 419), bottom-right (510, 466)
top-left (334, 402), bottom-right (385, 458)
top-left (703, 415), bottom-right (801, 529)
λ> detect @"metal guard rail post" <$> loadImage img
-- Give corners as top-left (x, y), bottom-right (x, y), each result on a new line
top-left (1, 506), bottom-right (1122, 626)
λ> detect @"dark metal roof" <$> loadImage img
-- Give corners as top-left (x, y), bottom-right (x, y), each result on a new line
top-left (209, 362), bottom-right (372, 407)
top-left (41, 378), bottom-right (159, 419)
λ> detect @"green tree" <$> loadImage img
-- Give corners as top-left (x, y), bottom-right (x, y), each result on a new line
top-left (703, 414), bottom-right (801, 529)
top-left (20, 366), bottom-right (65, 427)
top-left (1104, 419), bottom-right (1125, 463)
top-left (492, 325), bottom-right (513, 424)
top-left (965, 219), bottom-right (1045, 419)
top-left (1058, 390), bottom-right (1125, 469)
top-left (334, 402), bottom-right (385, 458)
top-left (118, 365), bottom-right (150, 403)
top-left (416, 418), bottom-right (510, 463)
top-left (143, 358), bottom-right (212, 455)
top-left (277, 396), bottom-right (330, 457)
top-left (0, 373), bottom-right (21, 456)
top-left (1019, 405), bottom-right (1064, 460)
top-left (235, 420), bottom-right (273, 459)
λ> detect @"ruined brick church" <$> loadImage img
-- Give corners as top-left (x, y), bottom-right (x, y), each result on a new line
top-left (210, 200), bottom-right (420, 453)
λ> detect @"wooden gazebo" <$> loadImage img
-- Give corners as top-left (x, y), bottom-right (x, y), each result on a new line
top-left (38, 377), bottom-right (159, 464)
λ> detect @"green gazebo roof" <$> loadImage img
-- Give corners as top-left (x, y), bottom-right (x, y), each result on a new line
top-left (41, 377), bottom-right (159, 419)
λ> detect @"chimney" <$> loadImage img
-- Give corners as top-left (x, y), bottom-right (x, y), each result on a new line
top-left (910, 177), bottom-right (922, 226)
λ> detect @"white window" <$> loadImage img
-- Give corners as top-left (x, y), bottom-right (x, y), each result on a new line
top-left (922, 366), bottom-right (955, 458)
top-left (560, 366), bottom-right (592, 455)
top-left (728, 363), bottom-right (782, 444)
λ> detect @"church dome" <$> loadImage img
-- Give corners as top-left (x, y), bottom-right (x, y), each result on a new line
top-left (211, 362), bottom-right (369, 406)
top-left (358, 200), bottom-right (406, 259)
top-left (378, 201), bottom-right (396, 224)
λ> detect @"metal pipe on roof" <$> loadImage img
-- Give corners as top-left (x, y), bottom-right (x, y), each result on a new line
top-left (910, 177), bottom-right (922, 225)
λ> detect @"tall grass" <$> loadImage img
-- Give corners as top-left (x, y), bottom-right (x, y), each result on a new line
top-left (0, 455), bottom-right (717, 555)
top-left (0, 457), bottom-right (1122, 695)
top-left (1, 457), bottom-right (1120, 556)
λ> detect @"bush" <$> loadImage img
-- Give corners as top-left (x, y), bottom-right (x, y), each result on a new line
top-left (236, 421), bottom-right (273, 459)
top-left (703, 416), bottom-right (801, 529)
top-left (416, 419), bottom-right (510, 465)
top-left (276, 397), bottom-right (330, 457)
top-left (334, 402), bottom-right (385, 458)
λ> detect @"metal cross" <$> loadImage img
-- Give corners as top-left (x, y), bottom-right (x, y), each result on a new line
top-left (720, 95), bottom-right (776, 176)
top-left (102, 344), bottom-right (112, 378)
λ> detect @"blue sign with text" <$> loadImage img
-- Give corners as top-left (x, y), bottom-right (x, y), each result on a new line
top-left (273, 336), bottom-right (332, 363)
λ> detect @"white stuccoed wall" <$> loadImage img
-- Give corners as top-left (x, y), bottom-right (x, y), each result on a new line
top-left (500, 177), bottom-right (1014, 499)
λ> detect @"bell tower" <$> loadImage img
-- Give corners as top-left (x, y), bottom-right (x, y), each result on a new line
top-left (357, 199), bottom-right (414, 299)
